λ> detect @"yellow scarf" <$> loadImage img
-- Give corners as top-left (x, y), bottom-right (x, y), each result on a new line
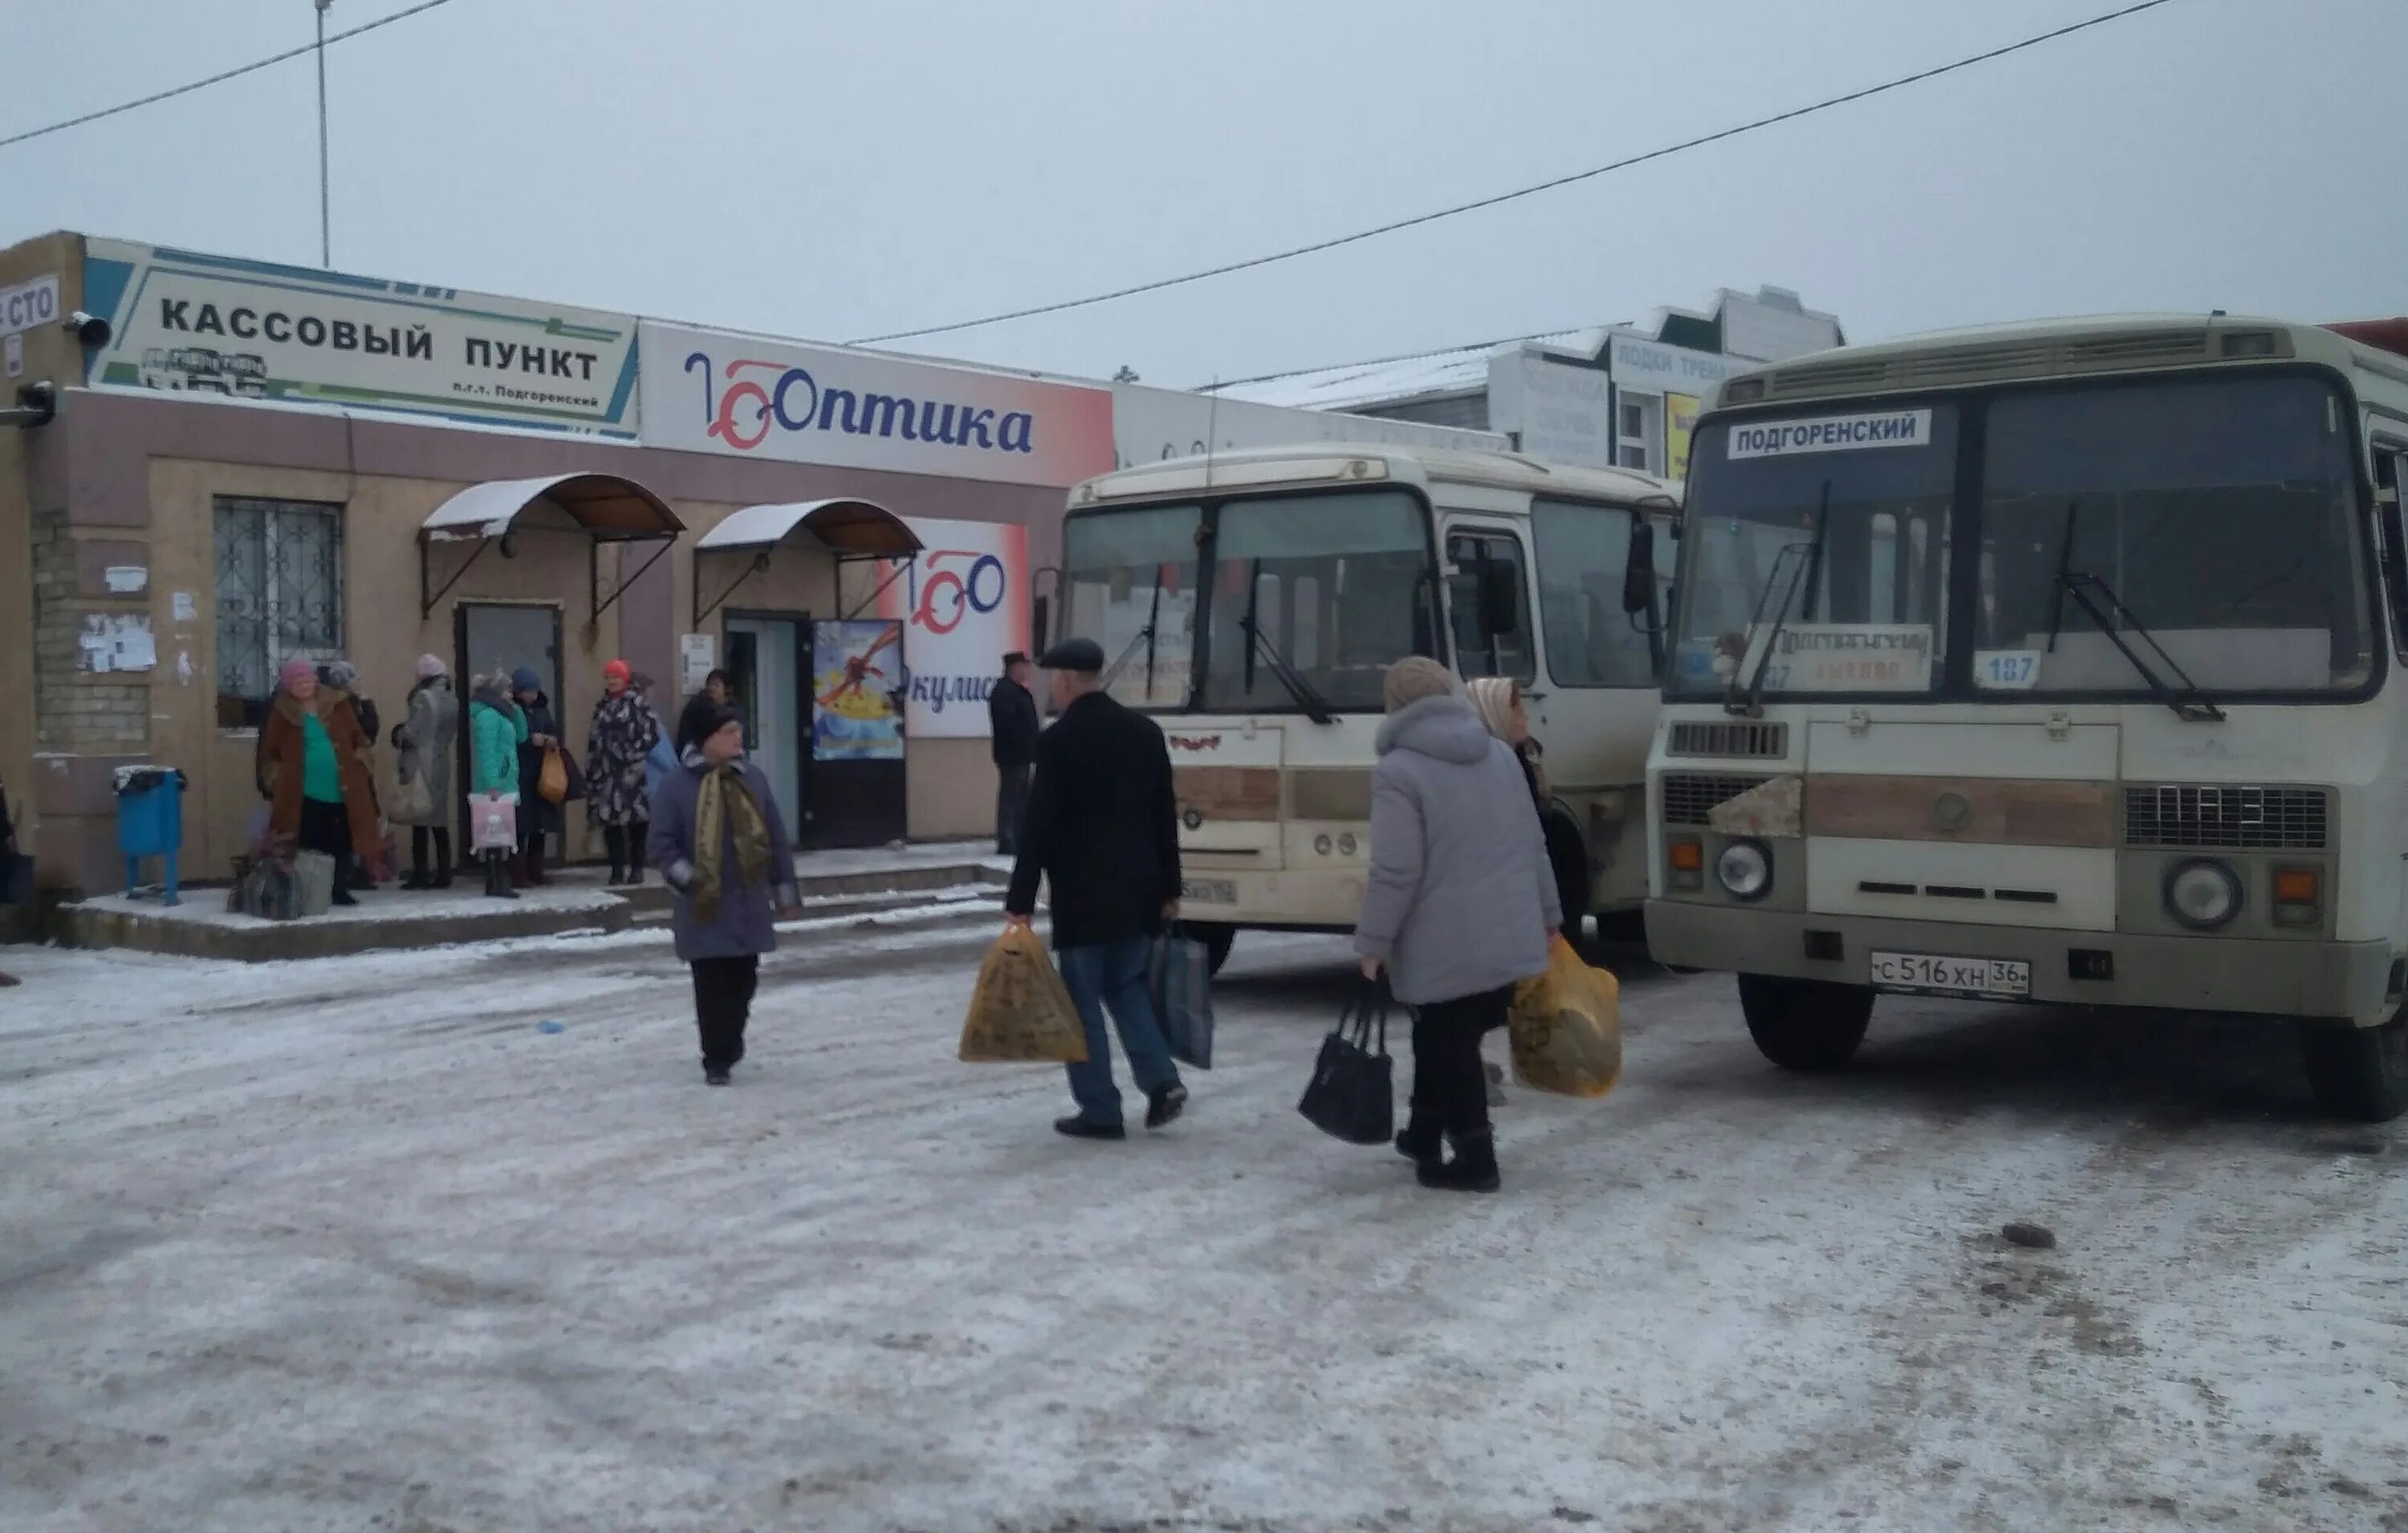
top-left (691, 762), bottom-right (773, 922)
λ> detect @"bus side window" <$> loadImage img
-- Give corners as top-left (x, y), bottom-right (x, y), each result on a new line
top-left (1446, 531), bottom-right (1536, 681)
top-left (2376, 450), bottom-right (2408, 657)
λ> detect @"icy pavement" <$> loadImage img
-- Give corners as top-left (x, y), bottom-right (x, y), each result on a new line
top-left (2, 925), bottom-right (2404, 1532)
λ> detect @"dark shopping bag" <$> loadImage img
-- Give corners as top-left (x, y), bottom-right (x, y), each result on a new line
top-left (1151, 931), bottom-right (1215, 1070)
top-left (1297, 982), bottom-right (1394, 1145)
top-left (1, 852), bottom-right (33, 907)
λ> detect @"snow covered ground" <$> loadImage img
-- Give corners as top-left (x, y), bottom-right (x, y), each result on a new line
top-left (2, 921), bottom-right (2403, 1532)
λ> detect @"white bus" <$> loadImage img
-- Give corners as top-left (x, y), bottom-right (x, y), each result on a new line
top-left (1641, 313), bottom-right (2408, 1120)
top-left (1060, 444), bottom-right (1679, 971)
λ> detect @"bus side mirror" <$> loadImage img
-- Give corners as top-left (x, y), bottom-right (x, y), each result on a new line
top-left (1031, 594), bottom-right (1051, 655)
top-left (1621, 521), bottom-right (1658, 615)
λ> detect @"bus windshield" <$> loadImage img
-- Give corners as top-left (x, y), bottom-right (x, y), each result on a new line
top-left (1673, 373), bottom-right (2373, 701)
top-left (1671, 405), bottom-right (1957, 697)
top-left (1975, 375), bottom-right (2371, 696)
top-left (1062, 489), bottom-right (1435, 714)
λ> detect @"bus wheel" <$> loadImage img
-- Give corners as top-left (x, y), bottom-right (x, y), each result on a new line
top-left (1185, 922), bottom-right (1236, 977)
top-left (2300, 1011), bottom-right (2408, 1123)
top-left (1738, 974), bottom-right (1873, 1072)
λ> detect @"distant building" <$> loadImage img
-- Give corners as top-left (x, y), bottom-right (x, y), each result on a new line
top-left (1214, 286), bottom-right (1843, 480)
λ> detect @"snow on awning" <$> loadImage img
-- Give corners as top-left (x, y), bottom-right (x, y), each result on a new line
top-left (420, 473), bottom-right (683, 543)
top-left (694, 498), bottom-right (923, 560)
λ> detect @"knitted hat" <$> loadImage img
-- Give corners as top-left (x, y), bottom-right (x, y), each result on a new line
top-left (279, 657), bottom-right (317, 693)
top-left (417, 654), bottom-right (449, 680)
top-left (603, 659), bottom-right (632, 684)
top-left (1381, 656), bottom-right (1457, 713)
top-left (510, 667), bottom-right (543, 695)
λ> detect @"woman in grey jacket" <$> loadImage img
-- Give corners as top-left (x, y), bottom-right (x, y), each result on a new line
top-left (1354, 657), bottom-right (1561, 1193)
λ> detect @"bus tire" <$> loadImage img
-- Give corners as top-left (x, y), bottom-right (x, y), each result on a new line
top-left (2300, 1011), bottom-right (2408, 1123)
top-left (1738, 974), bottom-right (1874, 1072)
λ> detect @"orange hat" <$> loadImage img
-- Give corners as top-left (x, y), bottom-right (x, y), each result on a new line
top-left (603, 659), bottom-right (631, 683)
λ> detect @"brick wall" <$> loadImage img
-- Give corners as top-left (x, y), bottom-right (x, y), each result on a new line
top-left (31, 507), bottom-right (155, 752)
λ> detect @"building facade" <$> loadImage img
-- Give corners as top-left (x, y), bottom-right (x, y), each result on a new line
top-left (1216, 286), bottom-right (1843, 481)
top-left (0, 231), bottom-right (1497, 895)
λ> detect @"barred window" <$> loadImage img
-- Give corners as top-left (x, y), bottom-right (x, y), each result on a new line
top-left (214, 497), bottom-right (344, 729)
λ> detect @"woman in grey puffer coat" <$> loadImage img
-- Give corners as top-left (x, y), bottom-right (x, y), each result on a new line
top-left (1353, 657), bottom-right (1560, 1193)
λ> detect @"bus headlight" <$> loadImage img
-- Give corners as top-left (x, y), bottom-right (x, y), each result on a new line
top-left (2166, 859), bottom-right (2242, 930)
top-left (1716, 840), bottom-right (1772, 901)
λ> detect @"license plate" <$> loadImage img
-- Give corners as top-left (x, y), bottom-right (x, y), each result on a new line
top-left (1181, 879), bottom-right (1237, 905)
top-left (1869, 949), bottom-right (2031, 998)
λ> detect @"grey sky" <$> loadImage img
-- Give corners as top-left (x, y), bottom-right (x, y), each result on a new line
top-left (5, 0), bottom-right (2402, 389)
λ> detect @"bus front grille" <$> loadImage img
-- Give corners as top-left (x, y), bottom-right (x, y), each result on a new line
top-left (2122, 785), bottom-right (2329, 851)
top-left (1662, 774), bottom-right (1771, 827)
top-left (1667, 721), bottom-right (1789, 759)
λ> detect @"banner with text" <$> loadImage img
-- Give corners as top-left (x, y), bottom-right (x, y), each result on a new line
top-left (872, 516), bottom-right (1032, 738)
top-left (643, 322), bottom-right (1114, 488)
top-left (80, 240), bottom-right (640, 435)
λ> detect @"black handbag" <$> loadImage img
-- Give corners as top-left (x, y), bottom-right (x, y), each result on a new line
top-left (1298, 982), bottom-right (1395, 1145)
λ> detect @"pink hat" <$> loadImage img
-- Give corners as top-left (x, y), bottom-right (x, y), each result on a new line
top-left (417, 653), bottom-right (449, 680)
top-left (279, 657), bottom-right (317, 693)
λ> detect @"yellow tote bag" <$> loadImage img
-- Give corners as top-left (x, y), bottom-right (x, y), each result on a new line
top-left (1507, 935), bottom-right (1622, 1098)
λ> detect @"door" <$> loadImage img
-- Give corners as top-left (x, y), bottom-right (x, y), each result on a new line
top-left (724, 615), bottom-right (805, 830)
top-left (455, 603), bottom-right (563, 863)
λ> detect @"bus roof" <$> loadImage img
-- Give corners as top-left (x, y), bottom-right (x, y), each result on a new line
top-left (1070, 441), bottom-right (1678, 510)
top-left (1708, 313), bottom-right (2408, 411)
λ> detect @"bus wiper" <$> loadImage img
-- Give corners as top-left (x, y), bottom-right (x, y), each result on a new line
top-left (1240, 614), bottom-right (1336, 724)
top-left (1098, 567), bottom-right (1171, 700)
top-left (1726, 481), bottom-right (1832, 718)
top-left (2054, 567), bottom-right (2227, 722)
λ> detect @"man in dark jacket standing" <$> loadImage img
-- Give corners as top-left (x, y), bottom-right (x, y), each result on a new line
top-left (986, 651), bottom-right (1040, 856)
top-left (1004, 637), bottom-right (1188, 1140)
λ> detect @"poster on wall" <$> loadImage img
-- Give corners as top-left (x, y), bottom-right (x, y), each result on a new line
top-left (1666, 392), bottom-right (1700, 481)
top-left (812, 620), bottom-right (905, 761)
top-left (642, 320), bottom-right (1114, 488)
top-left (872, 516), bottom-right (1031, 738)
top-left (80, 240), bottom-right (641, 437)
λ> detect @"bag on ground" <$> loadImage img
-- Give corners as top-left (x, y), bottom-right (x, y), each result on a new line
top-left (539, 746), bottom-right (570, 805)
top-left (291, 850), bottom-right (337, 918)
top-left (1150, 931), bottom-right (1216, 1070)
top-left (1507, 934), bottom-right (1622, 1098)
top-left (470, 793), bottom-right (519, 852)
top-left (958, 926), bottom-right (1089, 1064)
top-left (1298, 981), bottom-right (1394, 1145)
top-left (236, 855), bottom-right (297, 921)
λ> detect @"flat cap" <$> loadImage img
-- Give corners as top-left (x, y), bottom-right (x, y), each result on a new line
top-left (1038, 636), bottom-right (1107, 673)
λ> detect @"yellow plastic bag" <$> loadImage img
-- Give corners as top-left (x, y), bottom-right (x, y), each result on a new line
top-left (958, 927), bottom-right (1090, 1064)
top-left (1508, 935), bottom-right (1622, 1098)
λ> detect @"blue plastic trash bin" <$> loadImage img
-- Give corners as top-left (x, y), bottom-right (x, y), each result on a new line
top-left (115, 766), bottom-right (185, 907)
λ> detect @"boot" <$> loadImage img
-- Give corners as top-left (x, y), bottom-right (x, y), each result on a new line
top-left (509, 851), bottom-right (529, 889)
top-left (432, 861), bottom-right (454, 890)
top-left (486, 855), bottom-right (519, 901)
top-left (1395, 1117), bottom-right (1443, 1169)
top-left (401, 870), bottom-right (429, 892)
top-left (1417, 1133), bottom-right (1500, 1194)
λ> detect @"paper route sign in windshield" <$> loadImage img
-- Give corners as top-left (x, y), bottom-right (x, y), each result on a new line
top-left (1747, 622), bottom-right (1934, 692)
top-left (1728, 409), bottom-right (1932, 460)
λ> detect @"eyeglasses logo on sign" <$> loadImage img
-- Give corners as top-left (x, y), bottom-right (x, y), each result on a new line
top-left (685, 350), bottom-right (1040, 458)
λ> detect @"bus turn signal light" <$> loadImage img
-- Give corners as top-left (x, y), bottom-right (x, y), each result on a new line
top-left (1669, 836), bottom-right (1704, 891)
top-left (2273, 868), bottom-right (2321, 926)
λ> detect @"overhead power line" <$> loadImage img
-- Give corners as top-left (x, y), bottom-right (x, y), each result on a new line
top-left (850, 0), bottom-right (2182, 347)
top-left (0, 0), bottom-right (461, 152)
top-left (1202, 328), bottom-right (1583, 393)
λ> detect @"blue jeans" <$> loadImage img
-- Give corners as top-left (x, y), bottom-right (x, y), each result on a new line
top-left (1058, 938), bottom-right (1180, 1124)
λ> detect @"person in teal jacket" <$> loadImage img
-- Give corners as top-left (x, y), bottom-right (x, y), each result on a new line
top-left (467, 674), bottom-right (529, 899)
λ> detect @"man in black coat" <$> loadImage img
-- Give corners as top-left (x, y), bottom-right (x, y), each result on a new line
top-left (1004, 637), bottom-right (1188, 1140)
top-left (986, 651), bottom-right (1041, 855)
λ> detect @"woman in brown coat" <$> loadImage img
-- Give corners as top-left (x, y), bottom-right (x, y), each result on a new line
top-left (259, 657), bottom-right (380, 905)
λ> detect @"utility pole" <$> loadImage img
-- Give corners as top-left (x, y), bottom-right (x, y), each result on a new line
top-left (316, 0), bottom-right (333, 267)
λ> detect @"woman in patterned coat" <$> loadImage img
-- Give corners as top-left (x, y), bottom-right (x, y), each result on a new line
top-left (584, 659), bottom-right (663, 885)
